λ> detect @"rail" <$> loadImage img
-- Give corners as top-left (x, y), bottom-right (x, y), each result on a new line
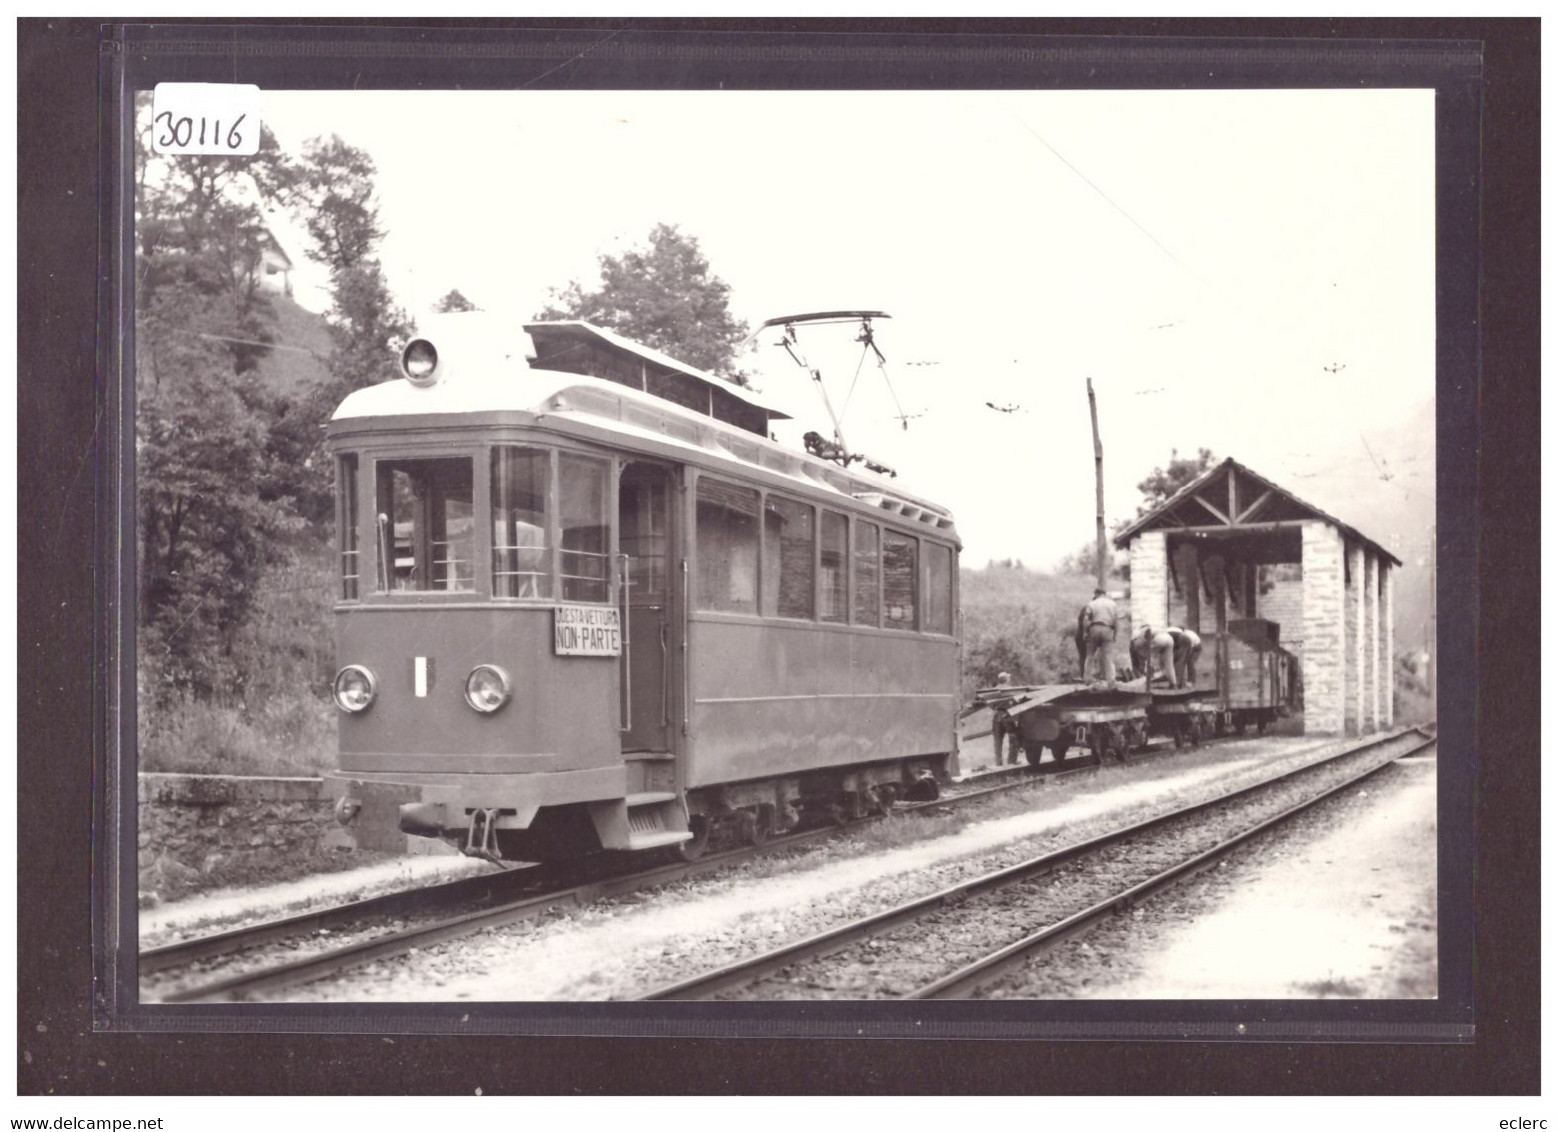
top-left (636, 727), bottom-right (1431, 1001)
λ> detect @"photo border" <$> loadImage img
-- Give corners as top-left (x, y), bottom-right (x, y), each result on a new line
top-left (16, 16), bottom-right (1537, 1093)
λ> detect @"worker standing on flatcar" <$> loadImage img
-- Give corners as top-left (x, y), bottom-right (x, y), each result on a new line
top-left (1167, 626), bottom-right (1203, 687)
top-left (991, 671), bottom-right (1019, 765)
top-left (1134, 624), bottom-right (1179, 688)
top-left (1080, 588), bottom-right (1119, 686)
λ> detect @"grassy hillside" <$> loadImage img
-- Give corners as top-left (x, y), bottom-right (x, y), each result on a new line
top-left (961, 563), bottom-right (1097, 700)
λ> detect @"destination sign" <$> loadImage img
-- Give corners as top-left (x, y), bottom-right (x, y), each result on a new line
top-left (553, 605), bottom-right (622, 657)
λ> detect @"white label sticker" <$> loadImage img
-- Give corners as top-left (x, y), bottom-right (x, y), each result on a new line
top-left (553, 605), bottom-right (622, 656)
top-left (151, 83), bottom-right (261, 155)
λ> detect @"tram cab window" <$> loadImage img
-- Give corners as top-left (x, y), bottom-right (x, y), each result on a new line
top-left (819, 511), bottom-right (848, 623)
top-left (558, 454), bottom-right (610, 603)
top-left (853, 520), bottom-right (881, 627)
top-left (762, 496), bottom-right (815, 620)
top-left (696, 480), bottom-right (759, 614)
top-left (338, 453), bottom-right (359, 600)
top-left (923, 541), bottom-right (954, 635)
top-left (375, 457), bottom-right (474, 593)
top-left (882, 531), bottom-right (919, 630)
top-left (491, 446), bottom-right (551, 599)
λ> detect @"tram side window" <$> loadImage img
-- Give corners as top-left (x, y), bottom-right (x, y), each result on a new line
top-left (491, 446), bottom-right (551, 599)
top-left (696, 480), bottom-right (759, 614)
top-left (923, 541), bottom-right (954, 635)
top-left (375, 457), bottom-right (475, 593)
top-left (819, 511), bottom-right (848, 623)
top-left (882, 531), bottom-right (918, 630)
top-left (762, 495), bottom-right (815, 620)
top-left (559, 454), bottom-right (610, 602)
top-left (853, 520), bottom-right (880, 627)
top-left (338, 453), bottom-right (359, 600)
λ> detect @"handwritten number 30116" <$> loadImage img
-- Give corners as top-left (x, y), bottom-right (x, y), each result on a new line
top-left (155, 111), bottom-right (247, 150)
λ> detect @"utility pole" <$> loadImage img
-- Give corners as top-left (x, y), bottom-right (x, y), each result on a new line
top-left (1087, 378), bottom-right (1107, 591)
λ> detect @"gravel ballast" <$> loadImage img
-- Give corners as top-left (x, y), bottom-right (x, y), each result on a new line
top-left (992, 754), bottom-right (1438, 999)
top-left (249, 734), bottom-right (1422, 1002)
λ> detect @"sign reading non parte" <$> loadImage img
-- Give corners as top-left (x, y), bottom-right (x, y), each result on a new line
top-left (554, 605), bottom-right (622, 656)
top-left (151, 83), bottom-right (261, 155)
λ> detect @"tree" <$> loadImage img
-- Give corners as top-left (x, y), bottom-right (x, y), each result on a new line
top-left (282, 135), bottom-right (413, 523)
top-left (1053, 447), bottom-right (1217, 575)
top-left (1135, 447), bottom-right (1217, 515)
top-left (292, 135), bottom-right (411, 398)
top-left (536, 223), bottom-right (749, 378)
top-left (135, 108), bottom-right (304, 698)
top-left (434, 288), bottom-right (479, 313)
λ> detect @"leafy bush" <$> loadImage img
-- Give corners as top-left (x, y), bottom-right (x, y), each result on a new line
top-left (139, 539), bottom-right (339, 777)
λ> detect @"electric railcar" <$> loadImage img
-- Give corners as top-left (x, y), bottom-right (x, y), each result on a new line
top-left (324, 315), bottom-right (962, 862)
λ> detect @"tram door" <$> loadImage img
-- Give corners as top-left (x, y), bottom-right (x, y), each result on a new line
top-left (619, 463), bottom-right (675, 753)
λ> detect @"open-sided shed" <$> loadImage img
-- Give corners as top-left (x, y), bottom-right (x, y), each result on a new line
top-left (1114, 458), bottom-right (1401, 735)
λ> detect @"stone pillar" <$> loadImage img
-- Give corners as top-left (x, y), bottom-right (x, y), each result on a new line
top-left (1301, 521), bottom-right (1346, 734)
top-left (1383, 565), bottom-right (1395, 727)
top-left (1128, 531), bottom-right (1168, 637)
top-left (1345, 540), bottom-right (1365, 735)
top-left (1364, 552), bottom-right (1379, 732)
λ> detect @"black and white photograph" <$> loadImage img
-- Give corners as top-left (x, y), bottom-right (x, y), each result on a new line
top-left (18, 11), bottom-right (1547, 1106)
top-left (127, 76), bottom-right (1451, 1014)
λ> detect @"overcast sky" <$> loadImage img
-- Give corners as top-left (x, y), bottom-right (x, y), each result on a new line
top-left (260, 88), bottom-right (1435, 569)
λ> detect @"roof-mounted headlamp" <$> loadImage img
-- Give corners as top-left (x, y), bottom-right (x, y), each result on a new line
top-left (400, 338), bottom-right (441, 386)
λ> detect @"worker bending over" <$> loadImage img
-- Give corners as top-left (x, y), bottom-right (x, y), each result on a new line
top-left (1167, 626), bottom-right (1203, 687)
top-left (1133, 624), bottom-right (1179, 688)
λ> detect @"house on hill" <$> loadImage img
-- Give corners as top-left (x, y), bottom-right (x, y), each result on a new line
top-left (1114, 457), bottom-right (1401, 736)
top-left (254, 232), bottom-right (293, 297)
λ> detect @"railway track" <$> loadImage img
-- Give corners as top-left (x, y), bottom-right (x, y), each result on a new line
top-left (635, 727), bottom-right (1433, 1001)
top-left (141, 761), bottom-right (1054, 1003)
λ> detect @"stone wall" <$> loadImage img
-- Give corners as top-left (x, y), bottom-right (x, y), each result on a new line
top-left (1128, 531), bottom-right (1168, 636)
top-left (1345, 541), bottom-right (1365, 734)
top-left (1301, 521), bottom-right (1346, 733)
top-left (138, 773), bottom-right (340, 903)
top-left (1364, 552), bottom-right (1379, 732)
top-left (1383, 566), bottom-right (1396, 727)
top-left (1256, 564), bottom-right (1304, 660)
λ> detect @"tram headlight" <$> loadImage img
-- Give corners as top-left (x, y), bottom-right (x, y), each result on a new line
top-left (333, 665), bottom-right (377, 713)
top-left (465, 664), bottom-right (512, 714)
top-left (400, 338), bottom-right (440, 386)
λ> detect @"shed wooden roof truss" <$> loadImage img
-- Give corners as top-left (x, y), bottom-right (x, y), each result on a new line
top-left (1113, 457), bottom-right (1402, 568)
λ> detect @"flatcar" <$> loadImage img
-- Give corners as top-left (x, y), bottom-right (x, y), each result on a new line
top-left (324, 314), bottom-right (961, 863)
